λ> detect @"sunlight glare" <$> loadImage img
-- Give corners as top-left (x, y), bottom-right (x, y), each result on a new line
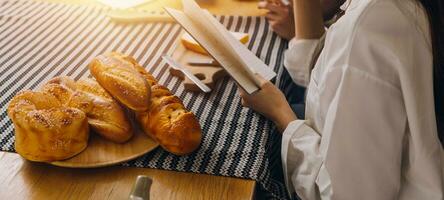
top-left (97, 0), bottom-right (155, 9)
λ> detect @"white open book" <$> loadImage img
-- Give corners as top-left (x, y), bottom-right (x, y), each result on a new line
top-left (164, 0), bottom-right (277, 94)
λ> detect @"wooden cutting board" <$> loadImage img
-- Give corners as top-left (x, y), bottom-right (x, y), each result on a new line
top-left (170, 41), bottom-right (227, 92)
top-left (50, 122), bottom-right (158, 168)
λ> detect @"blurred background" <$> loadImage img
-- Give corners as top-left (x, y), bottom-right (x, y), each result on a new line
top-left (40, 0), bottom-right (265, 16)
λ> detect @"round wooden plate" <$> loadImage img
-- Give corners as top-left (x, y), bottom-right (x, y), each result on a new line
top-left (50, 128), bottom-right (158, 168)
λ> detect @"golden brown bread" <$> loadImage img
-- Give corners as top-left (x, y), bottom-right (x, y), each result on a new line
top-left (42, 76), bottom-right (133, 143)
top-left (136, 84), bottom-right (202, 155)
top-left (88, 52), bottom-right (151, 111)
top-left (88, 52), bottom-right (201, 155)
top-left (113, 53), bottom-right (201, 155)
top-left (75, 78), bottom-right (133, 142)
top-left (7, 91), bottom-right (89, 162)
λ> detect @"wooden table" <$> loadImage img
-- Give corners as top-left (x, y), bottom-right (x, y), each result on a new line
top-left (0, 0), bottom-right (266, 199)
top-left (0, 152), bottom-right (256, 199)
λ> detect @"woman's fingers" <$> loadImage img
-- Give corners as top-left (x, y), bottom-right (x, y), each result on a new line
top-left (237, 87), bottom-right (250, 107)
top-left (258, 1), bottom-right (285, 13)
top-left (236, 77), bottom-right (296, 129)
top-left (241, 98), bottom-right (248, 107)
top-left (237, 86), bottom-right (246, 97)
top-left (264, 6), bottom-right (289, 22)
top-left (266, 12), bottom-right (280, 21)
top-left (237, 74), bottom-right (271, 105)
top-left (254, 74), bottom-right (270, 87)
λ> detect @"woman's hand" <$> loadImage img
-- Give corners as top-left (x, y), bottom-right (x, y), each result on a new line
top-left (258, 1), bottom-right (295, 40)
top-left (238, 76), bottom-right (297, 133)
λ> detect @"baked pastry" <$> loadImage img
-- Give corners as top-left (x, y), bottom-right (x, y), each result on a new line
top-left (7, 91), bottom-right (89, 162)
top-left (88, 52), bottom-right (151, 111)
top-left (42, 76), bottom-right (133, 143)
top-left (119, 54), bottom-right (202, 155)
top-left (136, 84), bottom-right (202, 155)
top-left (75, 78), bottom-right (133, 142)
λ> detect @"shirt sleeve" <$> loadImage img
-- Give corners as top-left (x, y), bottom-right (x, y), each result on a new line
top-left (284, 38), bottom-right (320, 87)
top-left (281, 120), bottom-right (323, 199)
top-left (281, 66), bottom-right (406, 200)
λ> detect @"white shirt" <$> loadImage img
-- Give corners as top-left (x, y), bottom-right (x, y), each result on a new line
top-left (282, 0), bottom-right (444, 199)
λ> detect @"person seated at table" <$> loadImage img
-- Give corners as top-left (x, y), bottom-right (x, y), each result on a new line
top-left (259, 0), bottom-right (346, 119)
top-left (239, 0), bottom-right (444, 199)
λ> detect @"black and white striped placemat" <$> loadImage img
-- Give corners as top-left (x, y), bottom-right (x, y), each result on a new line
top-left (0, 1), bottom-right (296, 199)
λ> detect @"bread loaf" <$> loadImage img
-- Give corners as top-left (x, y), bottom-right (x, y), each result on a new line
top-left (42, 76), bottom-right (133, 143)
top-left (89, 52), bottom-right (202, 155)
top-left (75, 78), bottom-right (133, 142)
top-left (88, 52), bottom-right (151, 111)
top-left (136, 84), bottom-right (202, 155)
top-left (121, 53), bottom-right (202, 155)
top-left (7, 91), bottom-right (89, 162)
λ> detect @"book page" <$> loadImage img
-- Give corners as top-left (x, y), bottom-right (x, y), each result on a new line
top-left (165, 0), bottom-right (277, 94)
top-left (165, 8), bottom-right (260, 94)
top-left (182, 0), bottom-right (276, 81)
top-left (181, 0), bottom-right (260, 85)
top-left (200, 9), bottom-right (276, 81)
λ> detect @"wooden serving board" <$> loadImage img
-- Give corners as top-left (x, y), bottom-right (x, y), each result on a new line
top-left (50, 126), bottom-right (158, 168)
top-left (170, 41), bottom-right (227, 92)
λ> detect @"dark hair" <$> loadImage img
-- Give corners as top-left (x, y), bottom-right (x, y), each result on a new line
top-left (417, 0), bottom-right (444, 146)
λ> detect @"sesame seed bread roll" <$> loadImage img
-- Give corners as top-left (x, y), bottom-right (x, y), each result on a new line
top-left (75, 78), bottom-right (133, 143)
top-left (88, 52), bottom-right (151, 111)
top-left (7, 91), bottom-right (89, 162)
top-left (42, 76), bottom-right (133, 143)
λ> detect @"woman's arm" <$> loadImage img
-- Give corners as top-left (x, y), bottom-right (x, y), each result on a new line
top-left (282, 0), bottom-right (325, 87)
top-left (292, 0), bottom-right (325, 39)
